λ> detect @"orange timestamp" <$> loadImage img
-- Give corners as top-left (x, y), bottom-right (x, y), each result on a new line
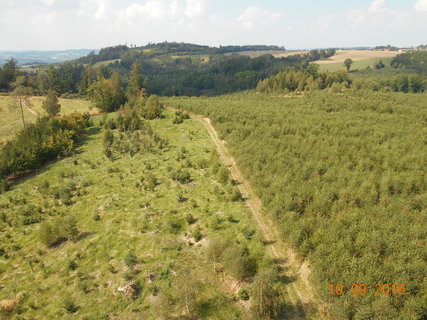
top-left (329, 283), bottom-right (406, 296)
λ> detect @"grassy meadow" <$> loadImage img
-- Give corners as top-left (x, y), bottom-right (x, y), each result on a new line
top-left (317, 57), bottom-right (394, 72)
top-left (0, 109), bottom-right (292, 319)
top-left (166, 90), bottom-right (427, 319)
top-left (0, 95), bottom-right (92, 143)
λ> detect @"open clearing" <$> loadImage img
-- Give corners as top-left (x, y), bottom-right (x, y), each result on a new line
top-left (0, 108), bottom-right (304, 319)
top-left (317, 57), bottom-right (395, 72)
top-left (316, 49), bottom-right (398, 65)
top-left (0, 95), bottom-right (92, 143)
top-left (225, 50), bottom-right (308, 58)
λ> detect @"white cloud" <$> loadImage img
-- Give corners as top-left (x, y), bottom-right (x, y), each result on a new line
top-left (415, 0), bottom-right (427, 12)
top-left (347, 9), bottom-right (366, 25)
top-left (94, 2), bottom-right (105, 19)
top-left (185, 0), bottom-right (208, 18)
top-left (118, 0), bottom-right (208, 24)
top-left (369, 0), bottom-right (385, 12)
top-left (0, 0), bottom-right (425, 51)
top-left (237, 6), bottom-right (285, 29)
top-left (41, 0), bottom-right (55, 7)
top-left (315, 13), bottom-right (338, 32)
top-left (78, 0), bottom-right (110, 20)
top-left (0, 0), bottom-right (15, 6)
top-left (36, 9), bottom-right (55, 24)
top-left (122, 1), bottom-right (181, 21)
top-left (345, 0), bottom-right (410, 30)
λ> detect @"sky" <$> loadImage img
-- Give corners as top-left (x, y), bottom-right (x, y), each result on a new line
top-left (1, 0), bottom-right (427, 50)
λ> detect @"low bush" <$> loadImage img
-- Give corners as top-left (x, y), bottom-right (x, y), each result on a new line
top-left (39, 215), bottom-right (79, 247)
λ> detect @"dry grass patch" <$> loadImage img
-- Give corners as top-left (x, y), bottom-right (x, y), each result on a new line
top-left (317, 49), bottom-right (399, 64)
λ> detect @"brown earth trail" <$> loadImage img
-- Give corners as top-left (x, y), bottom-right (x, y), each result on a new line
top-left (172, 107), bottom-right (323, 319)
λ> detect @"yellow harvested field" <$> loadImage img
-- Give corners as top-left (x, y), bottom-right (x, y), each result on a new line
top-left (317, 49), bottom-right (399, 64)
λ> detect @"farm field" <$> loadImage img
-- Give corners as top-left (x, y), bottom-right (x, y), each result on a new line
top-left (317, 57), bottom-right (394, 72)
top-left (0, 109), bottom-right (300, 319)
top-left (166, 90), bottom-right (427, 319)
top-left (316, 49), bottom-right (399, 64)
top-left (0, 96), bottom-right (92, 143)
top-left (225, 50), bottom-right (308, 58)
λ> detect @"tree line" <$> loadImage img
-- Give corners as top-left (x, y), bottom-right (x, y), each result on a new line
top-left (0, 44), bottom-right (337, 97)
top-left (257, 64), bottom-right (426, 93)
top-left (0, 113), bottom-right (91, 190)
top-left (390, 50), bottom-right (427, 75)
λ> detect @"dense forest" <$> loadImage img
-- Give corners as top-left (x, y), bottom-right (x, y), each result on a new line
top-left (257, 66), bottom-right (426, 94)
top-left (167, 90), bottom-right (426, 319)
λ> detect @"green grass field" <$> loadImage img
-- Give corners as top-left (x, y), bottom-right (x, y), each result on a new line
top-left (0, 96), bottom-right (92, 143)
top-left (317, 57), bottom-right (394, 72)
top-left (0, 109), bottom-right (283, 319)
top-left (93, 59), bottom-right (121, 69)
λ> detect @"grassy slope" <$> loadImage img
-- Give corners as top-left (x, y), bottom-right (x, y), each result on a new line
top-left (0, 96), bottom-right (92, 143)
top-left (0, 109), bottom-right (275, 319)
top-left (165, 90), bottom-right (427, 319)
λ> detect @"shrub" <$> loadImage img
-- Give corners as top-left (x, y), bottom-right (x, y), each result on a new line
top-left (167, 217), bottom-right (183, 234)
top-left (228, 187), bottom-right (242, 202)
top-left (63, 297), bottom-right (79, 313)
top-left (250, 268), bottom-right (281, 320)
top-left (141, 95), bottom-right (164, 119)
top-left (39, 216), bottom-right (79, 247)
top-left (195, 158), bottom-right (209, 169)
top-left (217, 167), bottom-right (230, 184)
top-left (242, 227), bottom-right (256, 240)
top-left (223, 245), bottom-right (256, 281)
top-left (68, 260), bottom-right (78, 271)
top-left (0, 179), bottom-right (10, 193)
top-left (238, 288), bottom-right (250, 301)
top-left (172, 111), bottom-right (190, 124)
top-left (171, 169), bottom-right (191, 184)
top-left (193, 226), bottom-right (202, 242)
top-left (186, 214), bottom-right (196, 225)
top-left (124, 250), bottom-right (138, 268)
top-left (206, 235), bottom-right (229, 263)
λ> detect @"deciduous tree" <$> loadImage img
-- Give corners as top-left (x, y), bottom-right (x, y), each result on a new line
top-left (88, 72), bottom-right (126, 112)
top-left (10, 76), bottom-right (34, 130)
top-left (344, 58), bottom-right (353, 72)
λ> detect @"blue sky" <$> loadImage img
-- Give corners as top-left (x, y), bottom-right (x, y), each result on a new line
top-left (1, 0), bottom-right (426, 50)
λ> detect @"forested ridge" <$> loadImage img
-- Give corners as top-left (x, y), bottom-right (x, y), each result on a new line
top-left (167, 90), bottom-right (426, 319)
top-left (0, 43), bottom-right (336, 97)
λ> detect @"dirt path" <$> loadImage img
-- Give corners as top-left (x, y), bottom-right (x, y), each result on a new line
top-left (178, 109), bottom-right (320, 319)
top-left (26, 106), bottom-right (39, 117)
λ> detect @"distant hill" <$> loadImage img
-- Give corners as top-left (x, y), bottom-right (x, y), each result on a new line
top-left (68, 42), bottom-right (331, 96)
top-left (0, 49), bottom-right (97, 66)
